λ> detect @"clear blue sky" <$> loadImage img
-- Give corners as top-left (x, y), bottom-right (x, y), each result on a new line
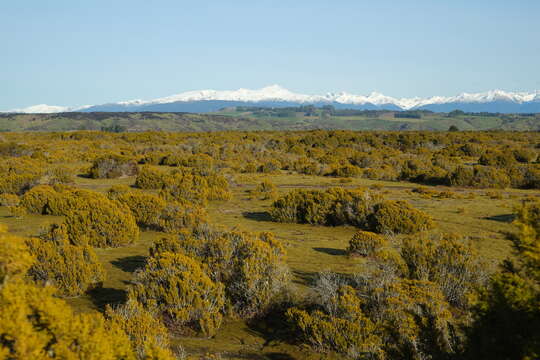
top-left (1, 0), bottom-right (539, 109)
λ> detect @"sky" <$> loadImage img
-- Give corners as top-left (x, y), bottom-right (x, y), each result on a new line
top-left (1, 0), bottom-right (539, 109)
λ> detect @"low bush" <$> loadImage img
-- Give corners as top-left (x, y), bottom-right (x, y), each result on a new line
top-left (26, 224), bottom-right (105, 297)
top-left (370, 200), bottom-right (435, 234)
top-left (0, 193), bottom-right (19, 207)
top-left (0, 157), bottom-right (44, 195)
top-left (129, 252), bottom-right (225, 337)
top-left (0, 281), bottom-right (136, 359)
top-left (106, 299), bottom-right (175, 359)
top-left (347, 230), bottom-right (388, 257)
top-left (88, 154), bottom-right (138, 179)
top-left (62, 190), bottom-right (139, 247)
top-left (271, 188), bottom-right (432, 234)
top-left (400, 233), bottom-right (486, 308)
top-left (447, 165), bottom-right (511, 188)
top-left (151, 226), bottom-right (289, 319)
top-left (250, 180), bottom-right (277, 200)
top-left (270, 187), bottom-right (383, 228)
top-left (0, 225), bottom-right (34, 283)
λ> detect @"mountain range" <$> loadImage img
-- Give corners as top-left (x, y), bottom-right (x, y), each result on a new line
top-left (5, 85), bottom-right (540, 114)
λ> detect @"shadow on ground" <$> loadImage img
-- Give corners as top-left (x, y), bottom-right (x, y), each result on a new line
top-left (484, 214), bottom-right (516, 223)
top-left (87, 287), bottom-right (126, 311)
top-left (292, 269), bottom-right (316, 286)
top-left (242, 211), bottom-right (273, 222)
top-left (111, 255), bottom-right (147, 273)
top-left (313, 247), bottom-right (347, 256)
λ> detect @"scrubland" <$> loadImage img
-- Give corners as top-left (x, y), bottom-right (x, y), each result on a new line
top-left (0, 130), bottom-right (538, 359)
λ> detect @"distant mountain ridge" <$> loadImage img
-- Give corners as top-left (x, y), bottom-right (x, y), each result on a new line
top-left (5, 85), bottom-right (540, 114)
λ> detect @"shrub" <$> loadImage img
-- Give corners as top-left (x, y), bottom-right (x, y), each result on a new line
top-left (0, 226), bottom-right (34, 283)
top-left (62, 190), bottom-right (139, 247)
top-left (348, 230), bottom-right (388, 257)
top-left (259, 159), bottom-right (281, 173)
top-left (46, 165), bottom-right (75, 184)
top-left (135, 166), bottom-right (168, 189)
top-left (400, 233), bottom-right (486, 308)
top-left (88, 154), bottom-right (138, 179)
top-left (0, 193), bottom-right (19, 207)
top-left (0, 157), bottom-right (44, 195)
top-left (330, 164), bottom-right (362, 178)
top-left (448, 165), bottom-right (511, 188)
top-left (250, 180), bottom-right (277, 200)
top-left (0, 281), bottom-right (136, 359)
top-left (467, 204), bottom-right (540, 359)
top-left (157, 202), bottom-right (208, 233)
top-left (151, 226), bottom-right (289, 318)
top-left (19, 184), bottom-right (62, 214)
top-left (115, 191), bottom-right (167, 228)
top-left (270, 187), bottom-right (383, 228)
top-left (512, 148), bottom-right (537, 163)
top-left (287, 285), bottom-right (384, 358)
top-left (129, 252), bottom-right (225, 337)
top-left (370, 200), bottom-right (435, 234)
top-left (478, 149), bottom-right (516, 168)
top-left (106, 299), bottom-right (175, 360)
top-left (26, 224), bottom-right (105, 297)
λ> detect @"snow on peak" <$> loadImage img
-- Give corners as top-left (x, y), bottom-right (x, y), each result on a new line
top-left (3, 86), bottom-right (539, 113)
top-left (5, 104), bottom-right (70, 114)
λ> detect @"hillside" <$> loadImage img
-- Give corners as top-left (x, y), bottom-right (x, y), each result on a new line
top-left (0, 109), bottom-right (539, 132)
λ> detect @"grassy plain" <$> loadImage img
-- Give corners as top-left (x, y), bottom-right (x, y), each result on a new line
top-left (1, 165), bottom-right (537, 359)
top-left (1, 110), bottom-right (539, 131)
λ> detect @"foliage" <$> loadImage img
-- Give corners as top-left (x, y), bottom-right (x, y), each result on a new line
top-left (129, 252), bottom-right (225, 337)
top-left (62, 190), bottom-right (139, 247)
top-left (0, 281), bottom-right (136, 359)
top-left (0, 157), bottom-right (44, 195)
top-left (106, 299), bottom-right (176, 360)
top-left (400, 233), bottom-right (486, 308)
top-left (270, 187), bottom-right (383, 228)
top-left (287, 285), bottom-right (384, 359)
top-left (370, 200), bottom-right (435, 234)
top-left (0, 193), bottom-right (19, 207)
top-left (0, 225), bottom-right (34, 283)
top-left (347, 230), bottom-right (388, 257)
top-left (250, 180), bottom-right (277, 200)
top-left (26, 224), bottom-right (105, 297)
top-left (467, 201), bottom-right (540, 359)
top-left (151, 226), bottom-right (290, 318)
top-left (88, 154), bottom-right (139, 179)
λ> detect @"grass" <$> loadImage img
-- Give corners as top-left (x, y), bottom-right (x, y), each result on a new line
top-left (1, 168), bottom-right (537, 358)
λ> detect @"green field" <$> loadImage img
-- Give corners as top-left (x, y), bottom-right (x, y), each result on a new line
top-left (1, 109), bottom-right (539, 132)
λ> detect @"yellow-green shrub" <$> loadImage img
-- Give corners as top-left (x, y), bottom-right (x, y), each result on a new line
top-left (0, 157), bottom-right (44, 195)
top-left (348, 230), bottom-right (388, 257)
top-left (26, 224), bottom-right (105, 297)
top-left (287, 285), bottom-right (384, 358)
top-left (129, 252), bottom-right (225, 337)
top-left (370, 200), bottom-right (435, 234)
top-left (19, 184), bottom-right (63, 214)
top-left (401, 233), bottom-right (486, 308)
top-left (88, 154), bottom-right (138, 179)
top-left (0, 226), bottom-right (34, 283)
top-left (151, 226), bottom-right (289, 318)
top-left (135, 166), bottom-right (168, 189)
top-left (106, 299), bottom-right (175, 360)
top-left (250, 180), bottom-right (277, 200)
top-left (0, 281), bottom-right (136, 360)
top-left (0, 193), bottom-right (19, 207)
top-left (62, 190), bottom-right (139, 247)
top-left (270, 187), bottom-right (383, 228)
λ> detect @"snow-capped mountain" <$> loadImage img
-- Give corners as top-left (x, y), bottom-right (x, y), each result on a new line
top-left (4, 85), bottom-right (540, 114)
